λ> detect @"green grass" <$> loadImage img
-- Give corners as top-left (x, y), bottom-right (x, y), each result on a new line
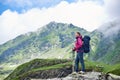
top-left (4, 59), bottom-right (70, 80)
top-left (103, 63), bottom-right (120, 75)
top-left (16, 62), bottom-right (72, 80)
top-left (31, 62), bottom-right (71, 71)
top-left (4, 59), bottom-right (120, 80)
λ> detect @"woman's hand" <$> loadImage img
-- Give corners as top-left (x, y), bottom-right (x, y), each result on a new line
top-left (72, 48), bottom-right (75, 52)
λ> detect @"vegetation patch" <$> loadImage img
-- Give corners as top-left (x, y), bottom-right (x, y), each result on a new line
top-left (4, 59), bottom-right (120, 80)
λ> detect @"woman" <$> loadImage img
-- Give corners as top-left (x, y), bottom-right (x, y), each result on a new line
top-left (72, 32), bottom-right (85, 74)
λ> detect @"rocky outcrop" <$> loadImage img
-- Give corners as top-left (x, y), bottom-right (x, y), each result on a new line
top-left (20, 66), bottom-right (72, 80)
top-left (107, 73), bottom-right (120, 80)
top-left (31, 72), bottom-right (120, 80)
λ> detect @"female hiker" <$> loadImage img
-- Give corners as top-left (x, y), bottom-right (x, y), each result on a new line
top-left (72, 32), bottom-right (85, 74)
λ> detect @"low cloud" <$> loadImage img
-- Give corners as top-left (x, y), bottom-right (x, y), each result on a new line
top-left (98, 0), bottom-right (120, 37)
top-left (99, 20), bottom-right (120, 37)
top-left (0, 1), bottom-right (107, 44)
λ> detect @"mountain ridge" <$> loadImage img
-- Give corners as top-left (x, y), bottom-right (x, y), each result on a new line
top-left (0, 21), bottom-right (120, 80)
top-left (0, 22), bottom-right (89, 64)
top-left (0, 21), bottom-right (120, 65)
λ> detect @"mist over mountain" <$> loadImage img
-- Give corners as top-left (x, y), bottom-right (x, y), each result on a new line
top-left (98, 19), bottom-right (120, 37)
top-left (93, 20), bottom-right (120, 64)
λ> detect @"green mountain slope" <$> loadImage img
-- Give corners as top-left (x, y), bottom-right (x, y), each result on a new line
top-left (4, 59), bottom-right (71, 80)
top-left (0, 21), bottom-right (120, 80)
top-left (0, 21), bottom-right (120, 65)
top-left (93, 21), bottom-right (120, 64)
top-left (0, 22), bottom-right (89, 65)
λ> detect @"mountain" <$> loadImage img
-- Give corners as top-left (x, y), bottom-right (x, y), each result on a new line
top-left (0, 21), bottom-right (120, 65)
top-left (0, 21), bottom-right (120, 80)
top-left (92, 20), bottom-right (120, 64)
top-left (0, 22), bottom-right (89, 65)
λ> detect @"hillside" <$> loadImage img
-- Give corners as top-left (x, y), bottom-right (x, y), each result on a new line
top-left (0, 21), bottom-right (120, 79)
top-left (0, 22), bottom-right (89, 65)
top-left (4, 59), bottom-right (71, 80)
top-left (0, 21), bottom-right (120, 64)
top-left (92, 21), bottom-right (120, 64)
top-left (5, 59), bottom-right (120, 80)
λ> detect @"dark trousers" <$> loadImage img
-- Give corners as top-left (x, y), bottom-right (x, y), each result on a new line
top-left (75, 52), bottom-right (85, 72)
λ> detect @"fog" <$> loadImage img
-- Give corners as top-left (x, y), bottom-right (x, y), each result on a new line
top-left (98, 19), bottom-right (120, 37)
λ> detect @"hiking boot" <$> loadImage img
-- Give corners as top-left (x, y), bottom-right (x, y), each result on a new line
top-left (78, 71), bottom-right (85, 74)
top-left (72, 72), bottom-right (78, 75)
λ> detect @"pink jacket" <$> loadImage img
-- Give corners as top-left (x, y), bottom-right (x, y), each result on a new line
top-left (73, 36), bottom-right (83, 52)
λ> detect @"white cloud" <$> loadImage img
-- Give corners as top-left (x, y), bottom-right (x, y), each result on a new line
top-left (0, 1), bottom-right (108, 44)
top-left (104, 0), bottom-right (120, 18)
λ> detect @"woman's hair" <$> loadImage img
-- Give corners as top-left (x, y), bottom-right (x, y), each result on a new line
top-left (76, 32), bottom-right (81, 36)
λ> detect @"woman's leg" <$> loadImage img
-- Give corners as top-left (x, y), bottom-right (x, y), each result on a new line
top-left (78, 52), bottom-right (85, 72)
top-left (75, 53), bottom-right (79, 72)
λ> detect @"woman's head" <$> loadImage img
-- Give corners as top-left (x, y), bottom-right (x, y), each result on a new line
top-left (75, 32), bottom-right (81, 37)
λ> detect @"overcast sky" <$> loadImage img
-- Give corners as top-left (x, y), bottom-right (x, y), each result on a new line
top-left (0, 0), bottom-right (120, 44)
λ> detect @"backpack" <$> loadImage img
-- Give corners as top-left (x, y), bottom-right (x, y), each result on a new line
top-left (82, 35), bottom-right (91, 53)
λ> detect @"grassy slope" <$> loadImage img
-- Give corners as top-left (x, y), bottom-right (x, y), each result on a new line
top-left (5, 59), bottom-right (70, 80)
top-left (0, 62), bottom-right (18, 80)
top-left (0, 22), bottom-right (89, 65)
top-left (5, 59), bottom-right (120, 80)
top-left (93, 31), bottom-right (120, 64)
top-left (102, 40), bottom-right (120, 64)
